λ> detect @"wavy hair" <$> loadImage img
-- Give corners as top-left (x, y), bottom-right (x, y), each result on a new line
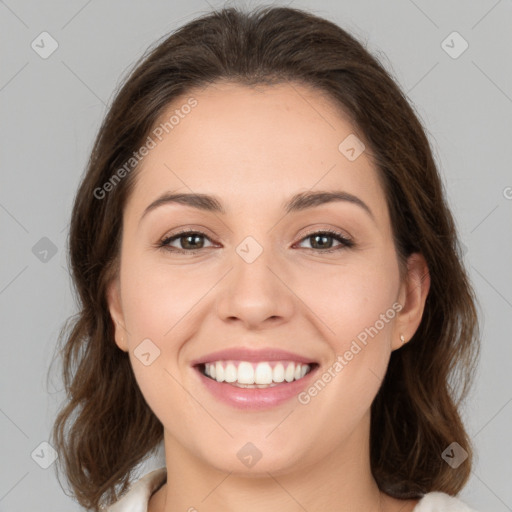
top-left (50, 5), bottom-right (481, 510)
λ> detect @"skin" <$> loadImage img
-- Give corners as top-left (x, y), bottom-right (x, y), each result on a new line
top-left (107, 81), bottom-right (430, 512)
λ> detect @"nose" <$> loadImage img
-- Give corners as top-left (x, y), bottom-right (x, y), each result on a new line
top-left (215, 240), bottom-right (295, 330)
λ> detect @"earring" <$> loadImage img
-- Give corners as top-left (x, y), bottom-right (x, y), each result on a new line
top-left (400, 334), bottom-right (406, 344)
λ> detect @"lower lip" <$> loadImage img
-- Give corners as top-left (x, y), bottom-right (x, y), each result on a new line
top-left (194, 365), bottom-right (319, 410)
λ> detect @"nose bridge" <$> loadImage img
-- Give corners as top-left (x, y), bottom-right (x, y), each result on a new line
top-left (214, 233), bottom-right (294, 327)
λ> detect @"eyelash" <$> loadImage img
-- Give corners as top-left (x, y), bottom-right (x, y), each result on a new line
top-left (157, 228), bottom-right (355, 255)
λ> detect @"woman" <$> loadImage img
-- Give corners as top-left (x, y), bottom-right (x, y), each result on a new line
top-left (51, 6), bottom-right (481, 512)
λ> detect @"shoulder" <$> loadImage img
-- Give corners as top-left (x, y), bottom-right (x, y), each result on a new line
top-left (413, 491), bottom-right (480, 512)
top-left (103, 467), bottom-right (167, 512)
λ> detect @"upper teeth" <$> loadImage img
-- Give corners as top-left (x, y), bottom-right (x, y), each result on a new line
top-left (204, 361), bottom-right (311, 385)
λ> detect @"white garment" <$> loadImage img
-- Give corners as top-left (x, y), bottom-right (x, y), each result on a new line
top-left (104, 467), bottom-right (480, 511)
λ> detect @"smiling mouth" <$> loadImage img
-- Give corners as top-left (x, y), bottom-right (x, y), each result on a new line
top-left (196, 360), bottom-right (319, 388)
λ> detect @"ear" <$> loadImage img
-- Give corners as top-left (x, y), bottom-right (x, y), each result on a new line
top-left (106, 277), bottom-right (128, 352)
top-left (392, 252), bottom-right (430, 351)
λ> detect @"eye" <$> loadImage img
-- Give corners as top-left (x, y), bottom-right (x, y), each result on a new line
top-left (158, 230), bottom-right (215, 253)
top-left (157, 228), bottom-right (355, 255)
top-left (295, 229), bottom-right (354, 253)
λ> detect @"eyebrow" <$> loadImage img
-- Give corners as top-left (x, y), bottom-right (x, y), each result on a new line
top-left (139, 190), bottom-right (375, 223)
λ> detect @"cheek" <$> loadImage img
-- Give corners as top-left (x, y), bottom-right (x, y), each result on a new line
top-left (119, 254), bottom-right (202, 428)
top-left (120, 251), bottom-right (205, 340)
top-left (299, 256), bottom-right (400, 351)
top-left (293, 255), bottom-right (400, 430)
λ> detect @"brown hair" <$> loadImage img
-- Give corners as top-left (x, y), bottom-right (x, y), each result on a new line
top-left (50, 5), bottom-right (480, 510)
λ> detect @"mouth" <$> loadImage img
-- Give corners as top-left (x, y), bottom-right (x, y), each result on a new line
top-left (195, 360), bottom-right (320, 388)
top-left (190, 347), bottom-right (321, 409)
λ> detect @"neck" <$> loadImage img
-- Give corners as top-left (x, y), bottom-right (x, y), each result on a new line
top-left (152, 410), bottom-right (397, 512)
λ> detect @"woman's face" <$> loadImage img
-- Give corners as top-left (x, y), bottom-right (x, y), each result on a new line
top-left (107, 81), bottom-right (428, 475)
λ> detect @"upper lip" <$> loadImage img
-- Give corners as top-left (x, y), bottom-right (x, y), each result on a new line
top-left (190, 348), bottom-right (318, 366)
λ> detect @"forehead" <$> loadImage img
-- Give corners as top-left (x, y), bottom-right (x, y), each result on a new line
top-left (127, 81), bottom-right (388, 222)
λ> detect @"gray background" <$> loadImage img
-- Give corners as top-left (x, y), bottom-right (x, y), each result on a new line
top-left (1, 0), bottom-right (511, 510)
